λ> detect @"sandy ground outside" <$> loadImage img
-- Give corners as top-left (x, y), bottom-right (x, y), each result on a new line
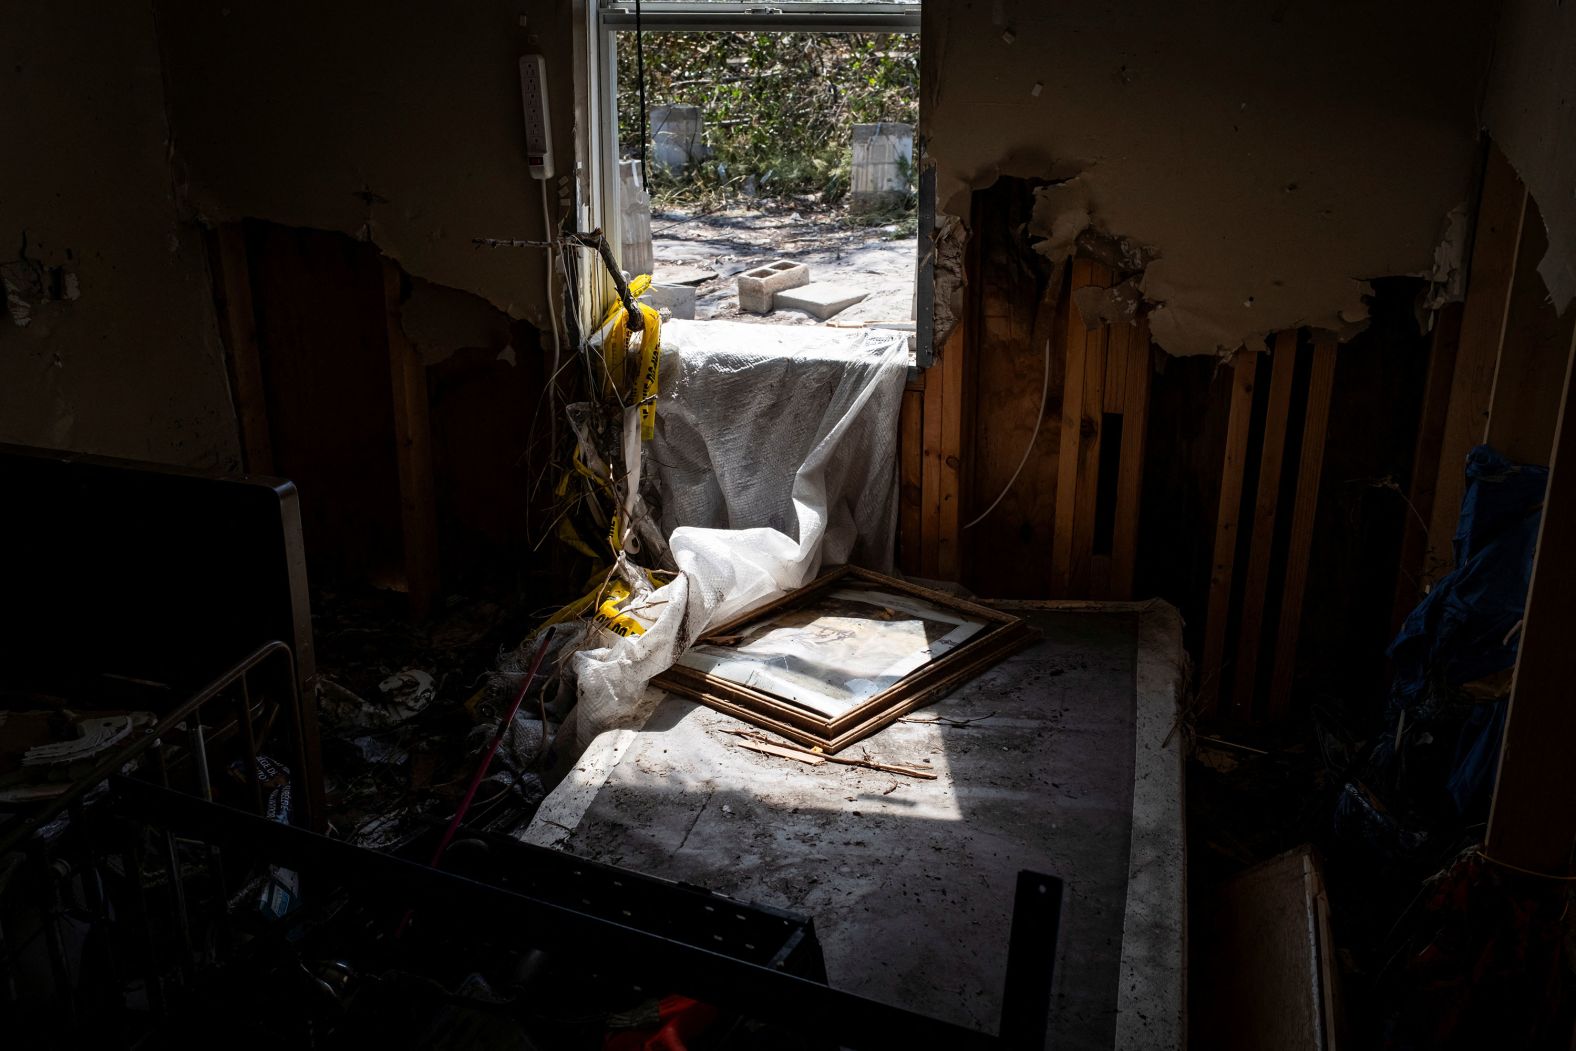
top-left (650, 202), bottom-right (918, 326)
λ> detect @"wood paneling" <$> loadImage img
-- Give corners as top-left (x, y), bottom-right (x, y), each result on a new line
top-left (1269, 336), bottom-right (1339, 719)
top-left (920, 332), bottom-right (946, 580)
top-left (1424, 145), bottom-right (1528, 584)
top-left (898, 382), bottom-right (925, 577)
top-left (1486, 323), bottom-right (1576, 875)
top-left (1201, 349), bottom-right (1260, 715)
top-left (1391, 303), bottom-right (1464, 631)
top-left (961, 184), bottom-right (1060, 597)
top-left (248, 223), bottom-right (404, 588)
top-left (1485, 193), bottom-right (1576, 466)
top-left (1051, 260), bottom-right (1096, 596)
top-left (1070, 264), bottom-right (1112, 597)
top-left (1111, 322), bottom-right (1152, 599)
top-left (1230, 333), bottom-right (1299, 717)
top-left (383, 260), bottom-right (440, 619)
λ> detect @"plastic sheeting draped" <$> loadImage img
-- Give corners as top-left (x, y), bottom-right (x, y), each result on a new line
top-left (1384, 444), bottom-right (1547, 815)
top-left (570, 320), bottom-right (909, 747)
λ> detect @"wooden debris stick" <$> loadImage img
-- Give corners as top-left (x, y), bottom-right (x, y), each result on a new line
top-left (736, 740), bottom-right (826, 766)
top-left (1268, 334), bottom-right (1339, 719)
top-left (1111, 321), bottom-right (1152, 599)
top-left (383, 259), bottom-right (440, 621)
top-left (1231, 331), bottom-right (1300, 719)
top-left (1051, 260), bottom-right (1094, 595)
top-left (899, 386), bottom-right (925, 577)
top-left (721, 729), bottom-right (936, 779)
top-left (1201, 347), bottom-right (1260, 716)
top-left (1424, 144), bottom-right (1528, 585)
top-left (214, 223), bottom-right (274, 475)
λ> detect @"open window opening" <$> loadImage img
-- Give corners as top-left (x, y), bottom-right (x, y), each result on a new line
top-left (593, 1), bottom-right (926, 359)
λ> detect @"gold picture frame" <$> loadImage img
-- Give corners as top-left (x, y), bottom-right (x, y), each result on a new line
top-left (654, 566), bottom-right (1033, 752)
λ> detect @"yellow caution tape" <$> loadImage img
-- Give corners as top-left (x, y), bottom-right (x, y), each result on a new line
top-left (592, 578), bottom-right (648, 638)
top-left (595, 276), bottom-right (662, 440)
top-left (633, 302), bottom-right (661, 441)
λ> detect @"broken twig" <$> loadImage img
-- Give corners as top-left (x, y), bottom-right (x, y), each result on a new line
top-left (474, 229), bottom-right (643, 331)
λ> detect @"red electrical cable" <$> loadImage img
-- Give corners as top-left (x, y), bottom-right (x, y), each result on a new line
top-left (396, 630), bottom-right (553, 937)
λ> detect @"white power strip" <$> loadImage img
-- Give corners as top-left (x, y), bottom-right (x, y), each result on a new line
top-left (519, 54), bottom-right (553, 180)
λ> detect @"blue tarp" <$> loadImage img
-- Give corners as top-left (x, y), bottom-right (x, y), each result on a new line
top-left (1384, 445), bottom-right (1546, 813)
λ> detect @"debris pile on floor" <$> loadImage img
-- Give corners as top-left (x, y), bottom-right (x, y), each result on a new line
top-left (309, 585), bottom-right (558, 850)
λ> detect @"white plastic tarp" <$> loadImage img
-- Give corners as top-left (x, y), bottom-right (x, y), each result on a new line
top-left (570, 319), bottom-right (909, 746)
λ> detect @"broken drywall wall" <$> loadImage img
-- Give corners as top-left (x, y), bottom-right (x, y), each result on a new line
top-left (0, 3), bottom-right (240, 467)
top-left (1486, 0), bottom-right (1576, 313)
top-left (922, 1), bottom-right (1497, 356)
top-left (154, 0), bottom-right (578, 338)
top-left (401, 277), bottom-right (517, 366)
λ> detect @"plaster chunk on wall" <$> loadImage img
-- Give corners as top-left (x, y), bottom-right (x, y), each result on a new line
top-left (1072, 277), bottom-right (1144, 328)
top-left (1026, 178), bottom-right (1163, 333)
top-left (1422, 203), bottom-right (1470, 310)
top-left (1142, 274), bottom-right (1373, 358)
top-left (1029, 177), bottom-right (1092, 263)
top-left (924, 3), bottom-right (1491, 360)
top-left (400, 276), bottom-right (515, 366)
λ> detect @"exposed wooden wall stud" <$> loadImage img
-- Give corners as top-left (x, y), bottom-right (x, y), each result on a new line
top-left (1268, 334), bottom-right (1339, 719)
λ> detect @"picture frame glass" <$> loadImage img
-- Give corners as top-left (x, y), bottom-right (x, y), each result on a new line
top-left (674, 579), bottom-right (990, 719)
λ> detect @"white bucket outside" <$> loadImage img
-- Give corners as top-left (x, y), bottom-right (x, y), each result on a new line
top-left (650, 105), bottom-right (704, 175)
top-left (619, 159), bottom-right (654, 279)
top-left (850, 122), bottom-right (914, 210)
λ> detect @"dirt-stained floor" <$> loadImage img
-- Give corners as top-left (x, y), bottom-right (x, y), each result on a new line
top-left (651, 201), bottom-right (917, 326)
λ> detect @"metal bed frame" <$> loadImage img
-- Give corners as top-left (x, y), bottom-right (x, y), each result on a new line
top-left (3, 641), bottom-right (1067, 1049)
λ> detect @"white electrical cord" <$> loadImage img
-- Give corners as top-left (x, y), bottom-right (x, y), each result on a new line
top-left (962, 337), bottom-right (1051, 530)
top-left (539, 178), bottom-right (562, 437)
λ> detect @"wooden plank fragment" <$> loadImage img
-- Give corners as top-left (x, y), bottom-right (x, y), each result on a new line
top-left (1231, 331), bottom-right (1300, 718)
top-left (1485, 323), bottom-right (1576, 876)
top-left (1051, 261), bottom-right (1093, 595)
top-left (1268, 335), bottom-right (1339, 720)
top-left (898, 388), bottom-right (924, 577)
top-left (214, 223), bottom-right (274, 474)
top-left (735, 739), bottom-right (826, 766)
top-left (1201, 348), bottom-right (1260, 716)
top-left (1424, 144), bottom-right (1528, 584)
top-left (383, 259), bottom-right (440, 620)
top-left (1110, 322), bottom-right (1152, 599)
